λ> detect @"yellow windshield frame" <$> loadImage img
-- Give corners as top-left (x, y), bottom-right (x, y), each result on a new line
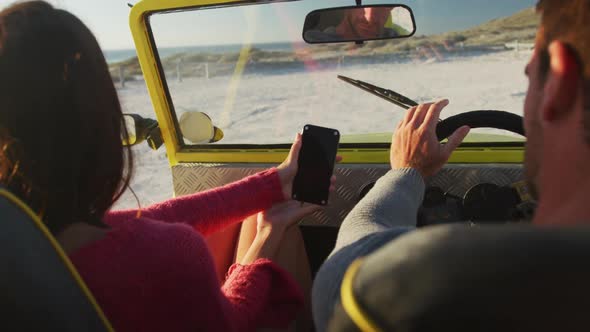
top-left (129, 0), bottom-right (240, 166)
top-left (129, 0), bottom-right (525, 166)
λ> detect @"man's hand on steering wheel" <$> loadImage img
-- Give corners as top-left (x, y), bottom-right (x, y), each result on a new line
top-left (391, 99), bottom-right (471, 178)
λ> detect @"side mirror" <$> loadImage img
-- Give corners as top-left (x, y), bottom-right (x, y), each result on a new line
top-left (122, 114), bottom-right (164, 150)
top-left (123, 111), bottom-right (223, 150)
top-left (179, 112), bottom-right (224, 144)
top-left (303, 5), bottom-right (416, 44)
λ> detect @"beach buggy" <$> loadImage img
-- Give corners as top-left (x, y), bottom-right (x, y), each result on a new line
top-left (6, 0), bottom-right (589, 331)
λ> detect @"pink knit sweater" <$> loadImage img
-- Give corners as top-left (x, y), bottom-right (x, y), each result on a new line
top-left (70, 169), bottom-right (304, 331)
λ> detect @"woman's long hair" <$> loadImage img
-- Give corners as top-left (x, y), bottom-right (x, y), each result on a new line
top-left (0, 1), bottom-right (133, 233)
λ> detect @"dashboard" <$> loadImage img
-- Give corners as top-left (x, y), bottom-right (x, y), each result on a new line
top-left (357, 164), bottom-right (535, 226)
top-left (173, 163), bottom-right (536, 227)
top-left (172, 163), bottom-right (536, 275)
top-left (418, 181), bottom-right (535, 226)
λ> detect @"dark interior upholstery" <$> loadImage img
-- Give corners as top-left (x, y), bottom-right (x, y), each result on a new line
top-left (0, 189), bottom-right (110, 331)
top-left (329, 224), bottom-right (590, 332)
top-left (301, 225), bottom-right (339, 278)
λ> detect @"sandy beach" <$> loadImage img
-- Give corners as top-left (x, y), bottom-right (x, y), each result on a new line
top-left (114, 49), bottom-right (531, 209)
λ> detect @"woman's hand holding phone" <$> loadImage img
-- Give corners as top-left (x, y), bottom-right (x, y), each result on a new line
top-left (277, 132), bottom-right (340, 201)
top-left (242, 133), bottom-right (341, 265)
top-left (291, 125), bottom-right (341, 205)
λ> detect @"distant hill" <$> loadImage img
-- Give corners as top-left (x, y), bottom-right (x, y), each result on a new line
top-left (110, 7), bottom-right (540, 81)
top-left (449, 6), bottom-right (539, 46)
top-left (355, 7), bottom-right (539, 54)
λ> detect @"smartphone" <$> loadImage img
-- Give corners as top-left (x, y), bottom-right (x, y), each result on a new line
top-left (292, 124), bottom-right (340, 205)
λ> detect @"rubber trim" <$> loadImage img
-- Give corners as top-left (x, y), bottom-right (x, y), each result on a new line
top-left (0, 189), bottom-right (115, 332)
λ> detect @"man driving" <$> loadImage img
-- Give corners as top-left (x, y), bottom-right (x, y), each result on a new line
top-left (312, 0), bottom-right (590, 330)
top-left (304, 7), bottom-right (405, 42)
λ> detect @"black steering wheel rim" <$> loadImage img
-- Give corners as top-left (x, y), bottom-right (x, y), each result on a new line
top-left (436, 111), bottom-right (525, 141)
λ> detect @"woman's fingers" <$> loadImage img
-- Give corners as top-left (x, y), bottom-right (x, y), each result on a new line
top-left (288, 133), bottom-right (302, 163)
top-left (329, 175), bottom-right (338, 192)
top-left (285, 200), bottom-right (321, 220)
top-left (302, 203), bottom-right (322, 214)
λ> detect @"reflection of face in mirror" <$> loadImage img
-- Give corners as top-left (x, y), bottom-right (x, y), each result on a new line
top-left (341, 7), bottom-right (392, 39)
top-left (304, 6), bottom-right (413, 43)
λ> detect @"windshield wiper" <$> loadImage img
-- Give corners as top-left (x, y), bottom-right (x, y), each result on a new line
top-left (338, 75), bottom-right (418, 110)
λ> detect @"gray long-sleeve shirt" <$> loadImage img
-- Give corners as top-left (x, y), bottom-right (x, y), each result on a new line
top-left (312, 168), bottom-right (425, 331)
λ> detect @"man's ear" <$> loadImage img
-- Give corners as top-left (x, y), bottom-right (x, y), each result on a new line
top-left (541, 41), bottom-right (581, 122)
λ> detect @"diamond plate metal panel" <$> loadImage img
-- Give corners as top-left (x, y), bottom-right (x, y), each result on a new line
top-left (172, 164), bottom-right (523, 227)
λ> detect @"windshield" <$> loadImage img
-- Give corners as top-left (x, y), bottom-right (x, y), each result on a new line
top-left (146, 0), bottom-right (536, 145)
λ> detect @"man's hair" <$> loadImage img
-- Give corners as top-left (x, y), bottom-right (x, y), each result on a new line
top-left (536, 0), bottom-right (590, 142)
top-left (536, 0), bottom-right (590, 77)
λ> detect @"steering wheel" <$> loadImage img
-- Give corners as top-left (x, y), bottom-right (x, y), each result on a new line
top-left (358, 110), bottom-right (528, 216)
top-left (436, 111), bottom-right (525, 141)
top-left (335, 76), bottom-right (525, 140)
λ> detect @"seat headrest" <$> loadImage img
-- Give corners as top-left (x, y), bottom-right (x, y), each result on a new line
top-left (332, 224), bottom-right (590, 332)
top-left (0, 189), bottom-right (112, 331)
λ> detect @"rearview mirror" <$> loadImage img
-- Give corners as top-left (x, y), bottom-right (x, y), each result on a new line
top-left (303, 5), bottom-right (415, 44)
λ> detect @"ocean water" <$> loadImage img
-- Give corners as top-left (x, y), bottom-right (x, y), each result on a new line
top-left (104, 41), bottom-right (299, 64)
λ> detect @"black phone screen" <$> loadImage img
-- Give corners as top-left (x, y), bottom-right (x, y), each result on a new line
top-left (292, 125), bottom-right (340, 205)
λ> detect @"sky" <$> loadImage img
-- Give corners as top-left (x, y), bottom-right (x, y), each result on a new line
top-left (3, 0), bottom-right (537, 50)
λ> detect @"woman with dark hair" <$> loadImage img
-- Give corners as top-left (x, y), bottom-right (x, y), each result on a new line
top-left (0, 1), bottom-right (333, 331)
